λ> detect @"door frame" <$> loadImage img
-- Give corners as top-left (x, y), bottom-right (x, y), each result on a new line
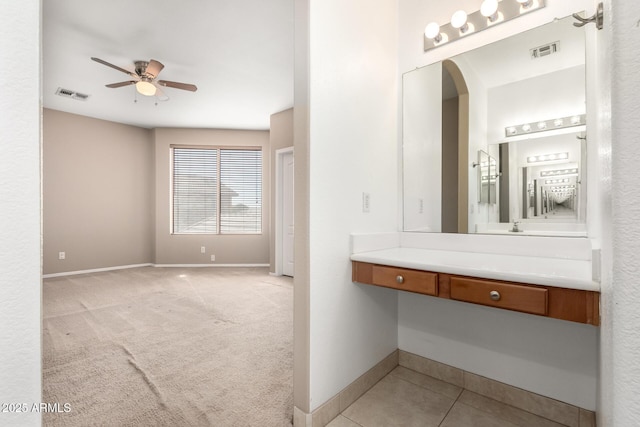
top-left (274, 146), bottom-right (294, 276)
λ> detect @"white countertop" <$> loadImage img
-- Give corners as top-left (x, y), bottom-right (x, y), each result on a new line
top-left (350, 247), bottom-right (599, 292)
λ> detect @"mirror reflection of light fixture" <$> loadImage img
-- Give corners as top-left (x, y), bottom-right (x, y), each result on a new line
top-left (505, 114), bottom-right (585, 137)
top-left (527, 152), bottom-right (570, 163)
top-left (540, 168), bottom-right (579, 177)
top-left (424, 0), bottom-right (546, 51)
top-left (550, 185), bottom-right (576, 190)
top-left (135, 80), bottom-right (157, 97)
top-left (545, 178), bottom-right (570, 185)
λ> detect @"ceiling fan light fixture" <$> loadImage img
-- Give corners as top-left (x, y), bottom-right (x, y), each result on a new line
top-left (136, 80), bottom-right (156, 96)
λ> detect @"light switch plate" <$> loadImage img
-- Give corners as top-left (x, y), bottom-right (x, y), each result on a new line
top-left (362, 192), bottom-right (370, 213)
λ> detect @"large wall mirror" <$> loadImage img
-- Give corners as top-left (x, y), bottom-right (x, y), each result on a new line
top-left (403, 14), bottom-right (587, 237)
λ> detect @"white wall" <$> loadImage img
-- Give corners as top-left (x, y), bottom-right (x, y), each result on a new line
top-left (399, 292), bottom-right (598, 409)
top-left (398, 0), bottom-right (600, 410)
top-left (299, 0), bottom-right (400, 412)
top-left (402, 62), bottom-right (442, 232)
top-left (0, 1), bottom-right (42, 426)
top-left (603, 0), bottom-right (640, 425)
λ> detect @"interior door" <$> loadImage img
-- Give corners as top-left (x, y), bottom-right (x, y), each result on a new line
top-left (282, 151), bottom-right (294, 277)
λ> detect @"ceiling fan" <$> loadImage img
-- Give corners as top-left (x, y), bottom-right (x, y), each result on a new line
top-left (91, 57), bottom-right (198, 99)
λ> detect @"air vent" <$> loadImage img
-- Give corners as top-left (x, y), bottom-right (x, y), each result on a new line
top-left (530, 41), bottom-right (560, 59)
top-left (55, 87), bottom-right (90, 101)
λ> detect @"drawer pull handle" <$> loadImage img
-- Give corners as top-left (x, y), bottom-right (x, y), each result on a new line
top-left (396, 275), bottom-right (404, 284)
top-left (489, 290), bottom-right (501, 301)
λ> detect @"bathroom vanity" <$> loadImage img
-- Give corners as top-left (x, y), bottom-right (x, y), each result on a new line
top-left (352, 261), bottom-right (599, 325)
top-left (350, 232), bottom-right (600, 326)
top-left (378, 11), bottom-right (602, 327)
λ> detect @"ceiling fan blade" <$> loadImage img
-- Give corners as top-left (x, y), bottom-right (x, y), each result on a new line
top-left (91, 57), bottom-right (136, 77)
top-left (154, 85), bottom-right (169, 101)
top-left (106, 81), bottom-right (137, 88)
top-left (158, 80), bottom-right (198, 92)
top-left (146, 60), bottom-right (165, 79)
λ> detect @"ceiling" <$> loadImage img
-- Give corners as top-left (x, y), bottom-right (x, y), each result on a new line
top-left (43, 0), bottom-right (294, 130)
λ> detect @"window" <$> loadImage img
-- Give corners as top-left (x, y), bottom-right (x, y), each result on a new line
top-left (172, 147), bottom-right (262, 234)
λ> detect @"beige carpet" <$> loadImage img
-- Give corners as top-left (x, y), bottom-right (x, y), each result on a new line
top-left (43, 267), bottom-right (293, 426)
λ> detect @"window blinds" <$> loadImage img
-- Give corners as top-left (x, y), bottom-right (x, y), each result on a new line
top-left (173, 148), bottom-right (218, 233)
top-left (172, 147), bottom-right (262, 234)
top-left (220, 149), bottom-right (262, 234)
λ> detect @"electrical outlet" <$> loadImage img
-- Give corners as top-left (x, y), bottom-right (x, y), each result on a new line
top-left (362, 192), bottom-right (370, 213)
top-left (200, 246), bottom-right (206, 254)
top-left (58, 251), bottom-right (65, 260)
top-left (210, 255), bottom-right (215, 262)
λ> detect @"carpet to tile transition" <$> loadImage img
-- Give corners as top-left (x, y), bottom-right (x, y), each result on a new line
top-left (42, 267), bottom-right (293, 426)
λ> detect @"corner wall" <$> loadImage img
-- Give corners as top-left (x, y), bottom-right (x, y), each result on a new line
top-left (604, 0), bottom-right (640, 425)
top-left (297, 0), bottom-right (400, 413)
top-left (269, 108), bottom-right (294, 273)
top-left (43, 109), bottom-right (154, 274)
top-left (0, 1), bottom-right (42, 425)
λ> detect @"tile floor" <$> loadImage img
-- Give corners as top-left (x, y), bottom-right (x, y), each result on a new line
top-left (327, 366), bottom-right (571, 427)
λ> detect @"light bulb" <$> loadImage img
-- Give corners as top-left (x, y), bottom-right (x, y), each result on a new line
top-left (507, 126), bottom-right (517, 135)
top-left (135, 80), bottom-right (157, 96)
top-left (537, 121), bottom-right (547, 130)
top-left (571, 115), bottom-right (581, 125)
top-left (424, 22), bottom-right (442, 42)
top-left (517, 0), bottom-right (533, 9)
top-left (521, 123), bottom-right (531, 132)
top-left (481, 0), bottom-right (499, 22)
top-left (554, 118), bottom-right (564, 127)
top-left (451, 10), bottom-right (469, 33)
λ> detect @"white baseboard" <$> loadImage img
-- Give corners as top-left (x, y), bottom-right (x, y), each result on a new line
top-left (43, 263), bottom-right (270, 278)
top-left (43, 263), bottom-right (153, 279)
top-left (154, 264), bottom-right (270, 268)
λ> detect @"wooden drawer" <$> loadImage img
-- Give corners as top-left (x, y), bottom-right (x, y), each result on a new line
top-left (372, 265), bottom-right (438, 296)
top-left (450, 276), bottom-right (548, 315)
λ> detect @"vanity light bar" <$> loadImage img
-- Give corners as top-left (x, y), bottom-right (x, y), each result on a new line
top-left (505, 114), bottom-right (586, 137)
top-left (549, 185), bottom-right (576, 193)
top-left (424, 0), bottom-right (546, 52)
top-left (540, 168), bottom-right (578, 177)
top-left (527, 152), bottom-right (569, 164)
top-left (544, 178), bottom-right (570, 185)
